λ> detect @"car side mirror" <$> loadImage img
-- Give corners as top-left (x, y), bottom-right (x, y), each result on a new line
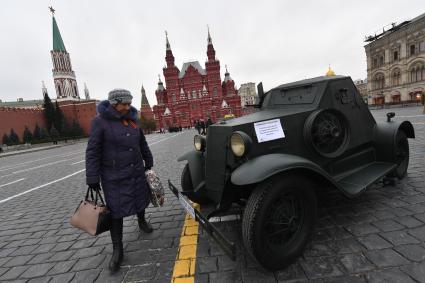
top-left (386, 112), bottom-right (395, 122)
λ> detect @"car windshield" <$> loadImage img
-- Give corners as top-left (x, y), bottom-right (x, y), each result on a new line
top-left (265, 84), bottom-right (318, 107)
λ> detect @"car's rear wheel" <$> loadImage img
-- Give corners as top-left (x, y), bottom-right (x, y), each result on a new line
top-left (242, 174), bottom-right (317, 270)
top-left (388, 131), bottom-right (409, 179)
top-left (181, 163), bottom-right (210, 205)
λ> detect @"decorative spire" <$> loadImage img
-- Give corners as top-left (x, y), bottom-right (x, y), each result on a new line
top-left (51, 8), bottom-right (66, 52)
top-left (224, 65), bottom-right (233, 82)
top-left (165, 31), bottom-right (171, 50)
top-left (84, 83), bottom-right (90, 100)
top-left (206, 26), bottom-right (216, 61)
top-left (164, 31), bottom-right (175, 67)
top-left (41, 81), bottom-right (48, 97)
top-left (141, 84), bottom-right (150, 107)
top-left (157, 74), bottom-right (165, 91)
top-left (207, 25), bottom-right (212, 44)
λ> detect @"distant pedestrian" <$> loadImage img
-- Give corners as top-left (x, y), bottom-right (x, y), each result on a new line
top-left (195, 120), bottom-right (201, 134)
top-left (86, 89), bottom-right (155, 273)
top-left (200, 120), bottom-right (206, 135)
top-left (206, 117), bottom-right (213, 134)
top-left (50, 126), bottom-right (59, 145)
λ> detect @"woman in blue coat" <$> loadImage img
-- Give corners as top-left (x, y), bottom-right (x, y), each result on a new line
top-left (85, 89), bottom-right (154, 272)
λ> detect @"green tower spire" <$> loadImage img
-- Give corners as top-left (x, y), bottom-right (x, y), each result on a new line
top-left (52, 16), bottom-right (66, 52)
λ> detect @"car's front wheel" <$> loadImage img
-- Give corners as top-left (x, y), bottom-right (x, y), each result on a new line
top-left (242, 174), bottom-right (317, 270)
top-left (181, 163), bottom-right (210, 205)
top-left (390, 131), bottom-right (409, 179)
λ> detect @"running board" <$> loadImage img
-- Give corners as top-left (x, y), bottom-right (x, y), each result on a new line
top-left (337, 162), bottom-right (396, 196)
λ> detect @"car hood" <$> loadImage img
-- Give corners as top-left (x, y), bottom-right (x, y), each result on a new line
top-left (214, 106), bottom-right (314, 128)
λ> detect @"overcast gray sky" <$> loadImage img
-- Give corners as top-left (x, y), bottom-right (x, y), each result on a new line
top-left (0, 1), bottom-right (423, 107)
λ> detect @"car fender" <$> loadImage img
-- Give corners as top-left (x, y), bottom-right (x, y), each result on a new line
top-left (373, 120), bottom-right (415, 163)
top-left (231, 153), bottom-right (338, 188)
top-left (177, 150), bottom-right (205, 190)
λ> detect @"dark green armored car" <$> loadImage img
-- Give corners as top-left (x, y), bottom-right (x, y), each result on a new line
top-left (168, 75), bottom-right (415, 270)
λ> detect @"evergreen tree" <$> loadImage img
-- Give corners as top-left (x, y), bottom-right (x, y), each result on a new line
top-left (9, 129), bottom-right (19, 145)
top-left (54, 101), bottom-right (64, 134)
top-left (50, 126), bottom-right (60, 140)
top-left (70, 120), bottom-right (83, 137)
top-left (23, 126), bottom-right (33, 143)
top-left (43, 93), bottom-right (55, 131)
top-left (139, 114), bottom-right (156, 133)
top-left (33, 123), bottom-right (41, 140)
top-left (40, 127), bottom-right (48, 139)
top-left (146, 119), bottom-right (156, 132)
top-left (63, 118), bottom-right (72, 137)
top-left (2, 134), bottom-right (10, 146)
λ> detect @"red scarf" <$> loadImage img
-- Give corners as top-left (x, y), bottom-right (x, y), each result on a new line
top-left (121, 119), bottom-right (138, 129)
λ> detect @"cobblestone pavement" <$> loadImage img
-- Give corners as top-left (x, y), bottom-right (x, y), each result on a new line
top-left (0, 106), bottom-right (423, 282)
top-left (0, 132), bottom-right (193, 283)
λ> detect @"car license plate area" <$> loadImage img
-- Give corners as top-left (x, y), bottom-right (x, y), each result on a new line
top-left (178, 191), bottom-right (196, 219)
top-left (168, 180), bottom-right (236, 260)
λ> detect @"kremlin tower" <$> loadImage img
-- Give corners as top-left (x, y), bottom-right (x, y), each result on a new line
top-left (50, 12), bottom-right (80, 101)
top-left (140, 85), bottom-right (154, 120)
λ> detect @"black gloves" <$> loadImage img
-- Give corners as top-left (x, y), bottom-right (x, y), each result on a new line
top-left (88, 183), bottom-right (101, 191)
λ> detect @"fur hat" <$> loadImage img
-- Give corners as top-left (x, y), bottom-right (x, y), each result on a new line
top-left (108, 89), bottom-right (133, 105)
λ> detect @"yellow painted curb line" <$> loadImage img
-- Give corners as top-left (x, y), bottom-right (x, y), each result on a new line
top-left (171, 202), bottom-right (200, 283)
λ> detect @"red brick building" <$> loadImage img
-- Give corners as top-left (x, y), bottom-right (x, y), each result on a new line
top-left (153, 30), bottom-right (241, 129)
top-left (0, 12), bottom-right (96, 143)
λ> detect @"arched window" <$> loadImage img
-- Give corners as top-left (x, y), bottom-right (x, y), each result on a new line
top-left (172, 93), bottom-right (176, 103)
top-left (392, 69), bottom-right (401, 86)
top-left (213, 87), bottom-right (218, 97)
top-left (411, 69), bottom-right (416, 83)
top-left (410, 62), bottom-right (425, 83)
top-left (379, 56), bottom-right (384, 66)
top-left (410, 44), bottom-right (416, 56)
top-left (373, 73), bottom-right (385, 90)
top-left (373, 58), bottom-right (378, 68)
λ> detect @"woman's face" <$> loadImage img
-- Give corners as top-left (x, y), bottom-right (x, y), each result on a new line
top-left (114, 103), bottom-right (131, 115)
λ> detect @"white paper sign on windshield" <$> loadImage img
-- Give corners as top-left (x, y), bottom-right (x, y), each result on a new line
top-left (254, 119), bottom-right (285, 143)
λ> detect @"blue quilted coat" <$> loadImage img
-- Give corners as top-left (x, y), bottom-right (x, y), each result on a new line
top-left (85, 100), bottom-right (153, 219)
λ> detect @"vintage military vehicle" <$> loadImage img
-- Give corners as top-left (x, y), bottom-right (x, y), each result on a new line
top-left (168, 75), bottom-right (415, 270)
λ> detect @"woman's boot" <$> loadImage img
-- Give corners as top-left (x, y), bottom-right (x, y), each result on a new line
top-left (137, 210), bottom-right (153, 233)
top-left (109, 218), bottom-right (123, 273)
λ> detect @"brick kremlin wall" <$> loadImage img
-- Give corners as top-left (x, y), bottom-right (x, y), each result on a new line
top-left (0, 107), bottom-right (46, 141)
top-left (57, 100), bottom-right (97, 135)
top-left (0, 100), bottom-right (97, 142)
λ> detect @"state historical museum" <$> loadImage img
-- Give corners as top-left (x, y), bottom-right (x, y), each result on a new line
top-left (153, 30), bottom-right (242, 129)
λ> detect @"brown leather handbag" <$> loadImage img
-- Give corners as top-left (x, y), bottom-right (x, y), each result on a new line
top-left (70, 187), bottom-right (111, 236)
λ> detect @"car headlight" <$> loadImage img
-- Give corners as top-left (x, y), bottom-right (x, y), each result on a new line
top-left (194, 135), bottom-right (206, 151)
top-left (230, 131), bottom-right (252, 157)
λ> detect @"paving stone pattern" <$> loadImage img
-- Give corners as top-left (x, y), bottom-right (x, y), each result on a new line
top-left (0, 106), bottom-right (424, 282)
top-left (0, 132), bottom-right (192, 282)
